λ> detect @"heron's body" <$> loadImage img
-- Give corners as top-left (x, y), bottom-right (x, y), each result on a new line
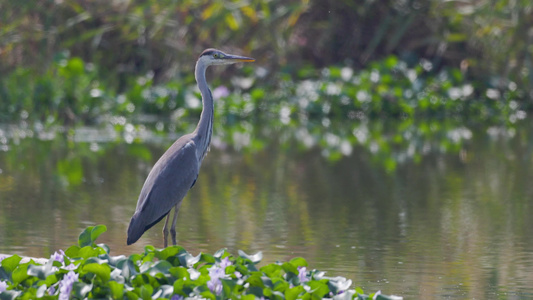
top-left (127, 49), bottom-right (254, 246)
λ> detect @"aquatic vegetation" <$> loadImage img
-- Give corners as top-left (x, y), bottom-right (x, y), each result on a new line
top-left (0, 225), bottom-right (401, 299)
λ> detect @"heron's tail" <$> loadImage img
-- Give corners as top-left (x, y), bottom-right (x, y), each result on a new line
top-left (127, 213), bottom-right (145, 245)
top-left (127, 210), bottom-right (169, 245)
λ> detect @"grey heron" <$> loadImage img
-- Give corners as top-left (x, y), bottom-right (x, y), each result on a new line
top-left (127, 49), bottom-right (255, 246)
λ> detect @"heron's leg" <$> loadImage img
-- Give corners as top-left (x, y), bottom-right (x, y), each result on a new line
top-left (170, 202), bottom-right (182, 245)
top-left (162, 213), bottom-right (171, 248)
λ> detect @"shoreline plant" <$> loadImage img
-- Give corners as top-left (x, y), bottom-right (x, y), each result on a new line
top-left (0, 225), bottom-right (401, 299)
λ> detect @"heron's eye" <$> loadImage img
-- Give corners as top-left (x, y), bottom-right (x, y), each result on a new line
top-left (213, 53), bottom-right (219, 58)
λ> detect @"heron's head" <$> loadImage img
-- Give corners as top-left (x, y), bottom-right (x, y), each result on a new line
top-left (198, 48), bottom-right (255, 66)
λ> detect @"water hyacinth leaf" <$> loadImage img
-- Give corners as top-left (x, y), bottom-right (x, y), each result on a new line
top-left (77, 246), bottom-right (100, 259)
top-left (273, 279), bottom-right (290, 292)
top-left (285, 285), bottom-right (305, 300)
top-left (289, 257), bottom-right (308, 268)
top-left (169, 266), bottom-right (189, 280)
top-left (108, 280), bottom-right (124, 298)
top-left (1, 255), bottom-right (21, 273)
top-left (356, 286), bottom-right (365, 295)
top-left (333, 290), bottom-right (356, 300)
top-left (97, 243), bottom-right (110, 254)
top-left (240, 294), bottom-right (256, 300)
top-left (11, 264), bottom-right (30, 284)
top-left (43, 274), bottom-right (58, 286)
top-left (156, 285), bottom-right (174, 298)
top-left (110, 268), bottom-right (124, 283)
top-left (199, 289), bottom-right (216, 300)
top-left (281, 262), bottom-right (298, 276)
top-left (141, 284), bottom-right (154, 299)
top-left (328, 277), bottom-right (352, 294)
top-left (155, 246), bottom-right (181, 261)
top-left (71, 281), bottom-right (93, 299)
top-left (35, 284), bottom-right (47, 298)
top-left (83, 263), bottom-right (111, 281)
top-left (107, 254), bottom-right (127, 267)
top-left (260, 263), bottom-right (283, 277)
top-left (65, 245), bottom-right (80, 258)
top-left (177, 252), bottom-right (200, 267)
top-left (91, 225), bottom-right (107, 244)
top-left (200, 253), bottom-right (216, 264)
top-left (213, 248), bottom-right (229, 259)
top-left (125, 290), bottom-right (140, 299)
top-left (78, 227), bottom-right (93, 248)
top-left (307, 280), bottom-right (330, 298)
top-left (27, 262), bottom-right (54, 280)
top-left (0, 267), bottom-right (9, 280)
top-left (238, 250), bottom-right (263, 263)
top-left (78, 224), bottom-right (107, 247)
top-left (246, 273), bottom-right (265, 288)
top-left (221, 278), bottom-right (237, 296)
top-left (147, 260), bottom-right (172, 277)
top-left (0, 290), bottom-right (21, 300)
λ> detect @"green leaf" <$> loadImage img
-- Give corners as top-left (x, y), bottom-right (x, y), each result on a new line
top-left (156, 246), bottom-right (181, 261)
top-left (0, 290), bottom-right (21, 300)
top-left (78, 226), bottom-right (93, 247)
top-left (308, 280), bottom-right (330, 298)
top-left (83, 263), bottom-right (111, 281)
top-left (108, 281), bottom-right (124, 298)
top-left (200, 253), bottom-right (216, 264)
top-left (177, 252), bottom-right (200, 267)
top-left (260, 263), bottom-right (282, 277)
top-left (169, 267), bottom-right (190, 280)
top-left (125, 290), bottom-right (140, 300)
top-left (355, 286), bottom-right (365, 295)
top-left (90, 225), bottom-right (107, 243)
top-left (1, 255), bottom-right (22, 273)
top-left (77, 246), bottom-right (100, 259)
top-left (289, 257), bottom-right (308, 268)
top-left (285, 285), bottom-right (305, 300)
top-left (246, 272), bottom-right (265, 288)
top-left (238, 250), bottom-right (263, 263)
top-left (240, 295), bottom-right (256, 300)
top-left (141, 284), bottom-right (154, 300)
top-left (12, 264), bottom-right (30, 284)
top-left (71, 282), bottom-right (92, 299)
top-left (281, 262), bottom-right (298, 275)
top-left (65, 245), bottom-right (80, 258)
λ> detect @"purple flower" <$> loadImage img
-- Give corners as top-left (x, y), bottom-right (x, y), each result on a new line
top-left (62, 263), bottom-right (77, 271)
top-left (212, 86), bottom-right (230, 100)
top-left (0, 254), bottom-right (7, 263)
top-left (220, 257), bottom-right (232, 269)
top-left (48, 285), bottom-right (56, 295)
top-left (207, 265), bottom-right (226, 295)
top-left (207, 278), bottom-right (223, 295)
top-left (59, 271), bottom-right (79, 300)
top-left (0, 280), bottom-right (7, 292)
top-left (50, 250), bottom-right (65, 263)
top-left (297, 267), bottom-right (309, 284)
top-left (170, 295), bottom-right (184, 300)
top-left (234, 271), bottom-right (242, 279)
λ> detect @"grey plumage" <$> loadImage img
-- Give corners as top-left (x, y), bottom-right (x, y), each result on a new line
top-left (127, 49), bottom-right (254, 246)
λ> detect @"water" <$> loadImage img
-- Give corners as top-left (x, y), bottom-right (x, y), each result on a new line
top-left (1, 120), bottom-right (533, 298)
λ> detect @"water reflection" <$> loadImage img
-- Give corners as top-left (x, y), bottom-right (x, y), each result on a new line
top-left (0, 120), bottom-right (533, 298)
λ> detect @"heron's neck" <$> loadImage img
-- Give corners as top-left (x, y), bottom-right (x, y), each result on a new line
top-left (194, 60), bottom-right (214, 161)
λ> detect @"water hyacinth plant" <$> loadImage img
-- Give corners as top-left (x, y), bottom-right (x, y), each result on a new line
top-left (0, 225), bottom-right (401, 299)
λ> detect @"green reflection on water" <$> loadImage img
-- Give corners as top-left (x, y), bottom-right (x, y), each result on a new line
top-left (0, 119), bottom-right (532, 298)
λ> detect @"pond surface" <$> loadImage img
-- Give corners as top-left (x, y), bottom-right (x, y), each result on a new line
top-left (1, 119), bottom-right (533, 298)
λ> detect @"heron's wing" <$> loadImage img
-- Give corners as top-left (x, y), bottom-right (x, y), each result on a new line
top-left (135, 137), bottom-right (199, 228)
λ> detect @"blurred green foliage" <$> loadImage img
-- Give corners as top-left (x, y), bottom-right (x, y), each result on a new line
top-left (1, 0), bottom-right (531, 89)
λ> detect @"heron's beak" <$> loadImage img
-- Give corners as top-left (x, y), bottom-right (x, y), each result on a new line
top-left (225, 54), bottom-right (255, 62)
